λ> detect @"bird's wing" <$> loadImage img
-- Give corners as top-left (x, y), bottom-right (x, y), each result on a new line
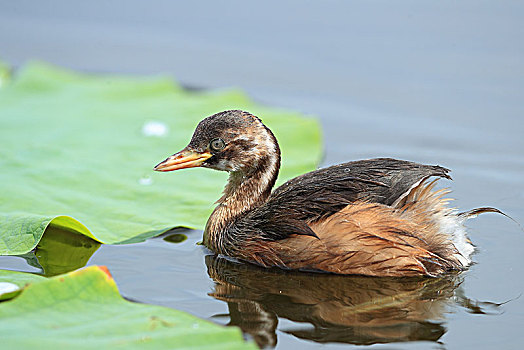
top-left (243, 158), bottom-right (451, 240)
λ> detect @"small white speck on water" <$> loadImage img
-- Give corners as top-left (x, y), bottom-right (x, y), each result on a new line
top-left (0, 282), bottom-right (20, 294)
top-left (142, 120), bottom-right (168, 137)
top-left (139, 176), bottom-right (153, 186)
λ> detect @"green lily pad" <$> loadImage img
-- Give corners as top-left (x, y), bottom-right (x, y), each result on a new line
top-left (0, 282), bottom-right (20, 301)
top-left (0, 61), bottom-right (322, 255)
top-left (0, 265), bottom-right (255, 349)
top-left (0, 269), bottom-right (46, 287)
top-left (33, 225), bottom-right (101, 276)
top-left (10, 224), bottom-right (101, 277)
top-left (0, 269), bottom-right (45, 300)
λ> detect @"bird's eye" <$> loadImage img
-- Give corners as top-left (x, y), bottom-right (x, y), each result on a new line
top-left (210, 138), bottom-right (226, 152)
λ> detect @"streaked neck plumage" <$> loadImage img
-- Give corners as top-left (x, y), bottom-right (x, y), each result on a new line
top-left (203, 139), bottom-right (281, 254)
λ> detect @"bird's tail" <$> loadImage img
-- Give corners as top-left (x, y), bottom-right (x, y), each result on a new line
top-left (458, 207), bottom-right (522, 231)
top-left (458, 207), bottom-right (507, 219)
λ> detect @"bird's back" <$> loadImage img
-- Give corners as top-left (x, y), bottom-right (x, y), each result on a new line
top-left (236, 158), bottom-right (471, 277)
top-left (244, 158), bottom-right (451, 240)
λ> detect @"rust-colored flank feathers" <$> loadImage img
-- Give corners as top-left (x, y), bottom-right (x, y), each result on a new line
top-left (155, 110), bottom-right (497, 277)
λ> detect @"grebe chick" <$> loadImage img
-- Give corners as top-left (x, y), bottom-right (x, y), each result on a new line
top-left (155, 110), bottom-right (498, 277)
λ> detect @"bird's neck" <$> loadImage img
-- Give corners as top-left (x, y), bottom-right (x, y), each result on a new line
top-left (204, 153), bottom-right (280, 253)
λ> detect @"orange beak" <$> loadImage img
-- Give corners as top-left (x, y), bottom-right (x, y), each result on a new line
top-left (154, 147), bottom-right (212, 172)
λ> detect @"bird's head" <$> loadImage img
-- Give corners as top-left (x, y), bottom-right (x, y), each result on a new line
top-left (154, 110), bottom-right (280, 174)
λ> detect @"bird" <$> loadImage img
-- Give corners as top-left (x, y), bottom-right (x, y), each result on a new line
top-left (154, 110), bottom-right (500, 277)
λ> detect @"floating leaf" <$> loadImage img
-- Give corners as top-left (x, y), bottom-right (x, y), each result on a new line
top-left (0, 266), bottom-right (255, 349)
top-left (0, 269), bottom-right (45, 300)
top-left (0, 282), bottom-right (20, 300)
top-left (0, 61), bottom-right (322, 255)
top-left (32, 225), bottom-right (101, 276)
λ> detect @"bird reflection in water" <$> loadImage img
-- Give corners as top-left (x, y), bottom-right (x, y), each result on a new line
top-left (206, 254), bottom-right (494, 348)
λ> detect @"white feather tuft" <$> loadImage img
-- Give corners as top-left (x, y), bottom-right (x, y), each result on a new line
top-left (435, 211), bottom-right (474, 267)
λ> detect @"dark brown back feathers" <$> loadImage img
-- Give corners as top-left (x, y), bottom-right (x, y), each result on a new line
top-left (238, 158), bottom-right (450, 241)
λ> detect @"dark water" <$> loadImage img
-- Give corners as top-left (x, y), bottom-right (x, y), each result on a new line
top-left (1, 1), bottom-right (523, 349)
